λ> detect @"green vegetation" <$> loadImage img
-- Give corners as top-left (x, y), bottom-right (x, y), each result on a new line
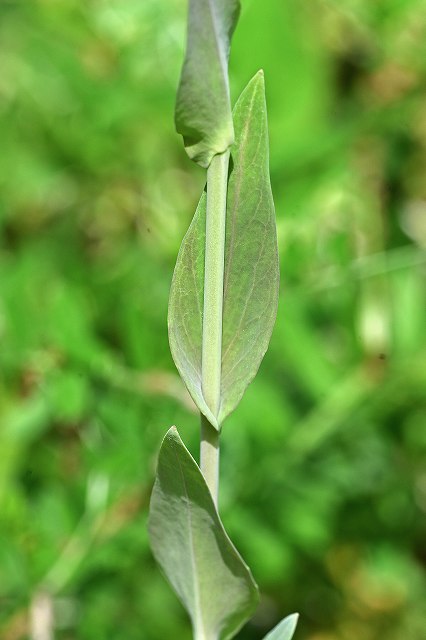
top-left (0, 1), bottom-right (425, 639)
top-left (149, 2), bottom-right (287, 636)
top-left (149, 427), bottom-right (260, 640)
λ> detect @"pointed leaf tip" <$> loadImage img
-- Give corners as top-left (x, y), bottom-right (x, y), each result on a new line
top-left (263, 613), bottom-right (299, 640)
top-left (244, 69), bottom-right (266, 98)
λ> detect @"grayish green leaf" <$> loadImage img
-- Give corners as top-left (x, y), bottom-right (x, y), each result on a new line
top-left (169, 71), bottom-right (279, 429)
top-left (175, 0), bottom-right (240, 167)
top-left (263, 614), bottom-right (299, 640)
top-left (148, 427), bottom-right (259, 640)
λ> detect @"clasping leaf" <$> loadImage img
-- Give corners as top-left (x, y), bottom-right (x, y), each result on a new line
top-left (169, 71), bottom-right (279, 429)
top-left (175, 0), bottom-right (241, 167)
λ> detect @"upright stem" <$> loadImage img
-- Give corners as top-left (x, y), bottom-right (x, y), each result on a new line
top-left (200, 414), bottom-right (220, 506)
top-left (200, 149), bottom-right (229, 507)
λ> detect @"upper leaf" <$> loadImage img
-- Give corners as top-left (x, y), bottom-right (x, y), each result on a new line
top-left (175, 0), bottom-right (241, 167)
top-left (263, 614), bottom-right (299, 640)
top-left (148, 427), bottom-right (259, 640)
top-left (169, 71), bottom-right (279, 429)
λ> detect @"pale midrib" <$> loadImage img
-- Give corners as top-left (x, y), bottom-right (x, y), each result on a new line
top-left (175, 446), bottom-right (205, 637)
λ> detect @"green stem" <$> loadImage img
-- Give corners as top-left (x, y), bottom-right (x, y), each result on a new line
top-left (200, 150), bottom-right (230, 507)
top-left (200, 414), bottom-right (220, 506)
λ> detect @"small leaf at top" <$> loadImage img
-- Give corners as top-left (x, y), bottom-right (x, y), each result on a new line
top-left (148, 427), bottom-right (259, 640)
top-left (263, 614), bottom-right (299, 640)
top-left (175, 0), bottom-right (240, 167)
top-left (169, 71), bottom-right (279, 429)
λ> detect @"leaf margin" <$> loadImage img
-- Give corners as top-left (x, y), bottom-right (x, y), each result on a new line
top-left (148, 426), bottom-right (259, 639)
top-left (175, 0), bottom-right (241, 167)
top-left (169, 70), bottom-right (279, 430)
top-left (263, 613), bottom-right (299, 640)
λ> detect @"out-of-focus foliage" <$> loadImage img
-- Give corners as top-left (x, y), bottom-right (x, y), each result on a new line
top-left (0, 1), bottom-right (425, 639)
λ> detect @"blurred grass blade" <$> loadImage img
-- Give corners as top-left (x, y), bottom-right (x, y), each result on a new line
top-left (175, 0), bottom-right (240, 167)
top-left (263, 614), bottom-right (299, 640)
top-left (169, 71), bottom-right (279, 428)
top-left (148, 427), bottom-right (259, 640)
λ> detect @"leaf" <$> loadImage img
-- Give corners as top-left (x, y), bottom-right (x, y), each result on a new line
top-left (175, 0), bottom-right (241, 167)
top-left (263, 614), bottom-right (299, 640)
top-left (169, 71), bottom-right (279, 429)
top-left (148, 427), bottom-right (259, 640)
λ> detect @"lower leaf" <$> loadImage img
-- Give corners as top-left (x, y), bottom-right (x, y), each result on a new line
top-left (148, 427), bottom-right (259, 640)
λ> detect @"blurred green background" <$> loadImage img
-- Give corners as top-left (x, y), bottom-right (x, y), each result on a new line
top-left (1, 0), bottom-right (425, 639)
